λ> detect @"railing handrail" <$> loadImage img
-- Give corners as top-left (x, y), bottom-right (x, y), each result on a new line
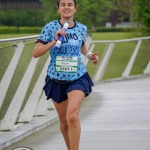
top-left (91, 36), bottom-right (150, 43)
top-left (0, 35), bottom-right (38, 43)
top-left (1, 35), bottom-right (150, 43)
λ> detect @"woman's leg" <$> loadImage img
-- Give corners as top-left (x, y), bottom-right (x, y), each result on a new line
top-left (67, 90), bottom-right (85, 150)
top-left (52, 100), bottom-right (70, 150)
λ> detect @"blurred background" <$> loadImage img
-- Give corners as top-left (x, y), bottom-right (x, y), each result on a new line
top-left (0, 0), bottom-right (149, 35)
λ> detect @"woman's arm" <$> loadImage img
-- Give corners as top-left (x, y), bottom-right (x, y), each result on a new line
top-left (33, 28), bottom-right (67, 58)
top-left (81, 43), bottom-right (90, 56)
top-left (33, 40), bottom-right (57, 58)
top-left (81, 43), bottom-right (99, 64)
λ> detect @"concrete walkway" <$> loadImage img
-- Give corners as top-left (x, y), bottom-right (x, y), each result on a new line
top-left (2, 76), bottom-right (150, 150)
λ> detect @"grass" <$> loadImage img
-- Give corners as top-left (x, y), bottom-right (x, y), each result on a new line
top-left (91, 32), bottom-right (143, 40)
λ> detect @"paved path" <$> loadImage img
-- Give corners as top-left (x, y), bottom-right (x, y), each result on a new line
top-left (2, 76), bottom-right (150, 150)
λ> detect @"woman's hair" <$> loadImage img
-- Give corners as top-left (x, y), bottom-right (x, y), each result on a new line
top-left (56, 0), bottom-right (77, 7)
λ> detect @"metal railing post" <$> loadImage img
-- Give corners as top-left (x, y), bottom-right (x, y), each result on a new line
top-left (0, 56), bottom-right (38, 130)
top-left (93, 42), bottom-right (115, 82)
top-left (18, 56), bottom-right (50, 122)
top-left (122, 40), bottom-right (142, 78)
top-left (0, 42), bottom-right (24, 109)
top-left (144, 60), bottom-right (150, 74)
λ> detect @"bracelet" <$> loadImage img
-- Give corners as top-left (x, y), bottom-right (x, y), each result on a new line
top-left (86, 52), bottom-right (92, 59)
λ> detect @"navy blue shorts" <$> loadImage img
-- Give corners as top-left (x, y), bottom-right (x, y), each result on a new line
top-left (43, 72), bottom-right (94, 103)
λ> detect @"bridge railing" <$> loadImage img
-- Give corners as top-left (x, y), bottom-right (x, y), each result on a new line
top-left (0, 35), bottom-right (54, 131)
top-left (89, 36), bottom-right (150, 82)
top-left (0, 35), bottom-right (150, 147)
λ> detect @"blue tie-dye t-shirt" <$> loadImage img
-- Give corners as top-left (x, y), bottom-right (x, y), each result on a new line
top-left (37, 19), bottom-right (87, 81)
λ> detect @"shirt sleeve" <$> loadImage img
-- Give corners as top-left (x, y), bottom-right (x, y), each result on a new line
top-left (37, 23), bottom-right (52, 44)
top-left (81, 25), bottom-right (87, 45)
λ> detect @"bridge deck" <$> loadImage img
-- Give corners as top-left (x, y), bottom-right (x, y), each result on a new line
top-left (2, 76), bottom-right (150, 150)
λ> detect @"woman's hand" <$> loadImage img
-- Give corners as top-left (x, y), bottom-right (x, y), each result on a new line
top-left (87, 53), bottom-right (99, 64)
top-left (81, 44), bottom-right (99, 65)
top-left (55, 28), bottom-right (67, 40)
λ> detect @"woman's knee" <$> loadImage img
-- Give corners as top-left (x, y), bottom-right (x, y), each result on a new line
top-left (60, 118), bottom-right (68, 130)
top-left (67, 107), bottom-right (79, 126)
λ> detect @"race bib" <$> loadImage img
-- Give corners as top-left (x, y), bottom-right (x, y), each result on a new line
top-left (56, 56), bottom-right (78, 73)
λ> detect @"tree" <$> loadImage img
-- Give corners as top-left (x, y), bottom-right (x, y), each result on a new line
top-left (112, 0), bottom-right (150, 34)
top-left (76, 0), bottom-right (114, 27)
top-left (135, 0), bottom-right (150, 34)
top-left (41, 0), bottom-right (59, 22)
top-left (41, 0), bottom-right (114, 28)
top-left (111, 0), bottom-right (136, 22)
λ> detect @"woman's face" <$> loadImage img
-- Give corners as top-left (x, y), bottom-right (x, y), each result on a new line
top-left (58, 0), bottom-right (76, 20)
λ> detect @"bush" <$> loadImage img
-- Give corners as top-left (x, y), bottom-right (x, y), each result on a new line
top-left (88, 27), bottom-right (142, 33)
top-left (0, 26), bottom-right (18, 34)
top-left (0, 26), bottom-right (148, 35)
top-left (0, 26), bottom-right (42, 34)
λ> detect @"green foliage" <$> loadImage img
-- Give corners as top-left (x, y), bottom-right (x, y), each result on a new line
top-left (0, 9), bottom-right (45, 27)
top-left (0, 26), bottom-right (139, 34)
top-left (136, 0), bottom-right (150, 27)
top-left (0, 0), bottom-right (149, 35)
top-left (0, 26), bottom-right (42, 34)
top-left (89, 27), bottom-right (137, 33)
top-left (40, 0), bottom-right (114, 27)
top-left (76, 0), bottom-right (113, 27)
top-left (112, 0), bottom-right (136, 22)
top-left (0, 10), bottom-right (16, 26)
top-left (111, 0), bottom-right (150, 35)
top-left (135, 0), bottom-right (150, 35)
